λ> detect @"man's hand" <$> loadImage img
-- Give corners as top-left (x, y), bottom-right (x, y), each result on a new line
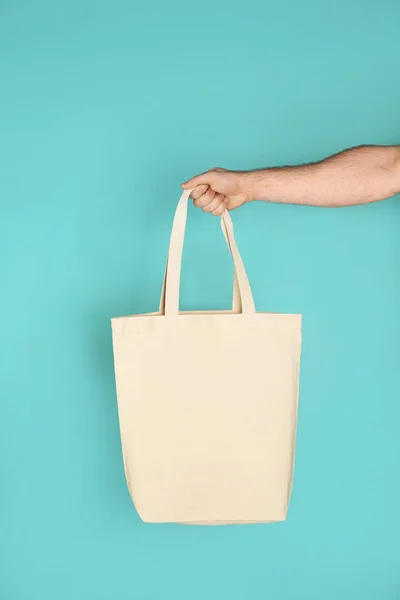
top-left (181, 168), bottom-right (256, 215)
top-left (182, 145), bottom-right (400, 211)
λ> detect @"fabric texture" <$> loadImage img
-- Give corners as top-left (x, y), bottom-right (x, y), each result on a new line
top-left (111, 190), bottom-right (302, 525)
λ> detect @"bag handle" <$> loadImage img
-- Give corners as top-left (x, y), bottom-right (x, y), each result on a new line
top-left (159, 249), bottom-right (241, 314)
top-left (160, 189), bottom-right (243, 314)
top-left (161, 189), bottom-right (256, 316)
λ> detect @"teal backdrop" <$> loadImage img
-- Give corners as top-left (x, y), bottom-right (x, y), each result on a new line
top-left (1, 1), bottom-right (399, 598)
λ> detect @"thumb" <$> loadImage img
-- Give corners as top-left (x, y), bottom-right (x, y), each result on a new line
top-left (181, 171), bottom-right (212, 190)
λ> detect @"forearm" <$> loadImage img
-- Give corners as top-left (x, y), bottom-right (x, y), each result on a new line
top-left (247, 145), bottom-right (400, 207)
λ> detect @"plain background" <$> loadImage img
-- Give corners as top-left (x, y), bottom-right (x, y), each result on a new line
top-left (1, 1), bottom-right (399, 598)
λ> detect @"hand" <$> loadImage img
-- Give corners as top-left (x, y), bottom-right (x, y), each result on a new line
top-left (181, 168), bottom-right (256, 215)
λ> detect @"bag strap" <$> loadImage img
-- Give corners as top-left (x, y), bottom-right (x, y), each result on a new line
top-left (161, 189), bottom-right (256, 316)
top-left (159, 254), bottom-right (241, 314)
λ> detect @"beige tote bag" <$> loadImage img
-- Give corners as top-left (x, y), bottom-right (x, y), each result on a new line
top-left (112, 190), bottom-right (302, 525)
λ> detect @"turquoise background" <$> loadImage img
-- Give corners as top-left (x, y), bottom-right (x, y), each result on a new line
top-left (1, 0), bottom-right (399, 598)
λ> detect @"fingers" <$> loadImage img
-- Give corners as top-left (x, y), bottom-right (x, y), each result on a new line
top-left (193, 187), bottom-right (215, 208)
top-left (192, 187), bottom-right (226, 215)
top-left (181, 170), bottom-right (227, 215)
top-left (203, 193), bottom-right (225, 214)
top-left (190, 184), bottom-right (208, 202)
top-left (181, 171), bottom-right (211, 190)
top-left (181, 167), bottom-right (225, 190)
top-left (211, 199), bottom-right (226, 216)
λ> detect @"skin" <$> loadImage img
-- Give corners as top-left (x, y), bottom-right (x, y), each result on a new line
top-left (181, 145), bottom-right (400, 215)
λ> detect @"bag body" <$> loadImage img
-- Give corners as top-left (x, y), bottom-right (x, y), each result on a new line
top-left (112, 190), bottom-right (302, 524)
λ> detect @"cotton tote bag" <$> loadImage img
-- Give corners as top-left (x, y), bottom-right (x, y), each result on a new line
top-left (111, 190), bottom-right (302, 525)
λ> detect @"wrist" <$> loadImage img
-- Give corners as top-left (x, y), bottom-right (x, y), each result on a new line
top-left (241, 170), bottom-right (270, 202)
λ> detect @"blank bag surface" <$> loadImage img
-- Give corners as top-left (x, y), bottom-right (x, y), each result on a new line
top-left (111, 190), bottom-right (302, 525)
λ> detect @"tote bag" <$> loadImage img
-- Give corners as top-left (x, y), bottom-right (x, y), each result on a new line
top-left (111, 190), bottom-right (302, 525)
